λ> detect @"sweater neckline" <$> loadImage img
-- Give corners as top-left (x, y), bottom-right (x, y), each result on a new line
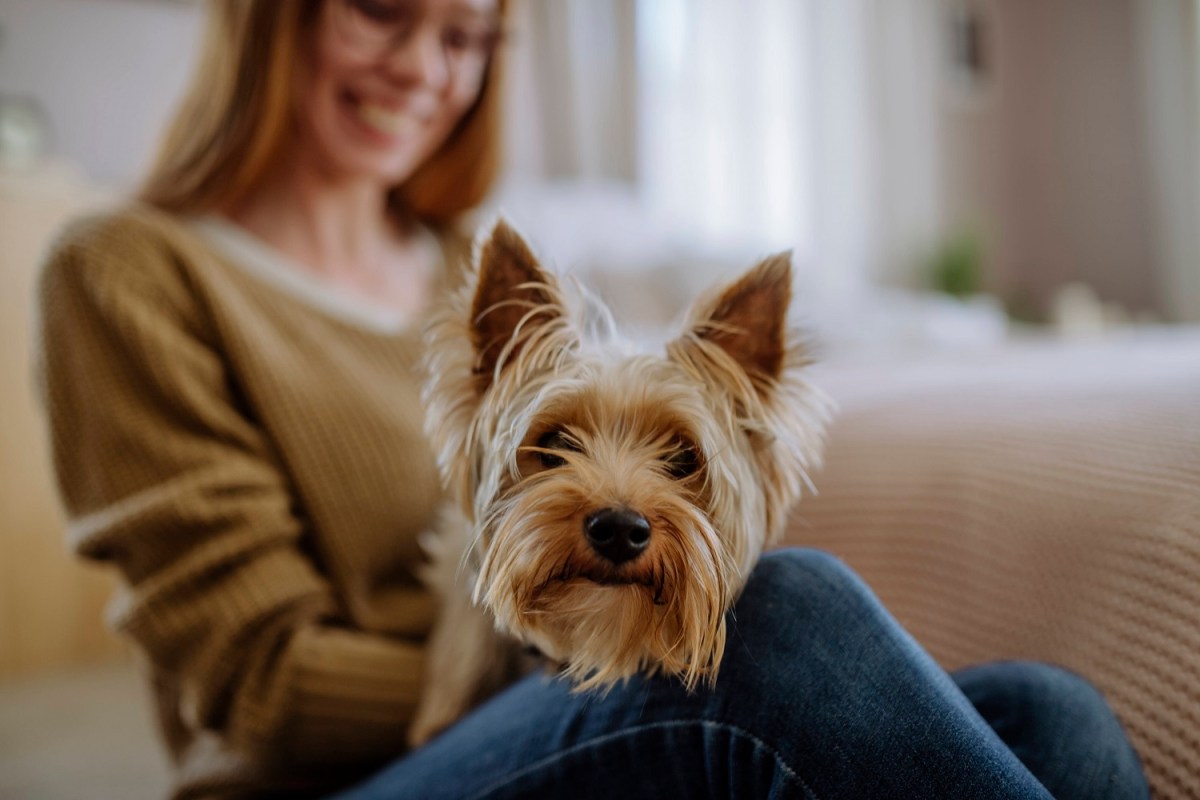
top-left (187, 215), bottom-right (441, 336)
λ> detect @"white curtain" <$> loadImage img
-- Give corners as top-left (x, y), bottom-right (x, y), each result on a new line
top-left (504, 0), bottom-right (639, 182)
top-left (637, 0), bottom-right (942, 298)
top-left (636, 0), bottom-right (812, 257)
top-left (502, 0), bottom-right (944, 304)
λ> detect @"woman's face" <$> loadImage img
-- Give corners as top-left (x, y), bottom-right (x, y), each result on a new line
top-left (297, 0), bottom-right (500, 184)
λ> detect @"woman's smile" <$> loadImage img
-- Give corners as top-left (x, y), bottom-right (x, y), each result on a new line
top-left (339, 89), bottom-right (429, 144)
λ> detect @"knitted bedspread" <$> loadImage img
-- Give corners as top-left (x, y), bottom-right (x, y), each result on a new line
top-left (787, 329), bottom-right (1200, 799)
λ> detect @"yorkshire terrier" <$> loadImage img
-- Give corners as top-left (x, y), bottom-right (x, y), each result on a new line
top-left (408, 220), bottom-right (829, 746)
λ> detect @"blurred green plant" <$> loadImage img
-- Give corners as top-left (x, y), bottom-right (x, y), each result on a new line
top-left (927, 230), bottom-right (983, 298)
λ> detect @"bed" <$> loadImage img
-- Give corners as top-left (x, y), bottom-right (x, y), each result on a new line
top-left (788, 328), bottom-right (1200, 798)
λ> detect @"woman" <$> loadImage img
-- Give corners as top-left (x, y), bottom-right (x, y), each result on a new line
top-left (36, 1), bottom-right (1148, 798)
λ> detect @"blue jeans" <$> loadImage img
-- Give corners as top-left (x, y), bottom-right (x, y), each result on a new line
top-left (334, 549), bottom-right (1148, 799)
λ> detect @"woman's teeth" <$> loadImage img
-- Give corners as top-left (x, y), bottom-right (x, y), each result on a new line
top-left (357, 103), bottom-right (420, 137)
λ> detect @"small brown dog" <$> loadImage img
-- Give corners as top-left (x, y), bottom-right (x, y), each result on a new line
top-left (408, 220), bottom-right (828, 746)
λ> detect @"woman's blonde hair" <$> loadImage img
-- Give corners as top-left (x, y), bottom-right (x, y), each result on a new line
top-left (140, 0), bottom-right (504, 225)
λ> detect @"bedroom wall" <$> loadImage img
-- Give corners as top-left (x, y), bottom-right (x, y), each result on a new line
top-left (938, 0), bottom-right (1163, 320)
top-left (0, 0), bottom-right (202, 188)
top-left (1135, 0), bottom-right (1200, 323)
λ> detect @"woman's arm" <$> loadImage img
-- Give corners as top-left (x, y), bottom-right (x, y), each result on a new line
top-left (36, 213), bottom-right (424, 767)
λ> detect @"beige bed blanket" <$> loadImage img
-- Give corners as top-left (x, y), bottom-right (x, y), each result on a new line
top-left (787, 329), bottom-right (1200, 799)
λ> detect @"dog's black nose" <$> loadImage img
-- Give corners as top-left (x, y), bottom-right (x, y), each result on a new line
top-left (585, 508), bottom-right (651, 565)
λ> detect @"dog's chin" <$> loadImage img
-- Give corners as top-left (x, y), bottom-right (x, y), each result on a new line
top-left (502, 549), bottom-right (671, 606)
top-left (542, 567), bottom-right (667, 603)
top-left (488, 566), bottom-right (730, 692)
top-left (525, 568), bottom-right (663, 616)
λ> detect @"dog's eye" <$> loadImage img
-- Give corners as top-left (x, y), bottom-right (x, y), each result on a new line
top-left (536, 430), bottom-right (579, 469)
top-left (664, 442), bottom-right (700, 480)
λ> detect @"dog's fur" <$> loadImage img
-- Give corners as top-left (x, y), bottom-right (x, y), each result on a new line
top-left (408, 221), bottom-right (829, 746)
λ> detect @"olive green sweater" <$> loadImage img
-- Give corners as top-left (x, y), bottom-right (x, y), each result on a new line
top-left (37, 204), bottom-right (469, 799)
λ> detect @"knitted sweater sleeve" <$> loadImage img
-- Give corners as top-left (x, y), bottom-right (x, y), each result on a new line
top-left (35, 213), bottom-right (425, 768)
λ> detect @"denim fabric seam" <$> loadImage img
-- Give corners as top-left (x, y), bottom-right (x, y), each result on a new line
top-left (463, 718), bottom-right (822, 800)
top-left (702, 718), bottom-right (821, 799)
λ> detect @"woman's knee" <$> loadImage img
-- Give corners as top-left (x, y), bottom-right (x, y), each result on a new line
top-left (714, 549), bottom-right (903, 702)
top-left (732, 549), bottom-right (887, 642)
top-left (746, 548), bottom-right (863, 597)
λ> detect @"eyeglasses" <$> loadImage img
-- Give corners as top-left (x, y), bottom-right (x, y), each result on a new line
top-left (330, 0), bottom-right (502, 73)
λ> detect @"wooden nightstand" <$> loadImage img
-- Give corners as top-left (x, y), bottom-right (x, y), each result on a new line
top-left (0, 161), bottom-right (126, 679)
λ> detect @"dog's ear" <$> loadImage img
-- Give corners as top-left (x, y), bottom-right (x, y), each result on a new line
top-left (470, 220), bottom-right (564, 391)
top-left (672, 252), bottom-right (793, 391)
